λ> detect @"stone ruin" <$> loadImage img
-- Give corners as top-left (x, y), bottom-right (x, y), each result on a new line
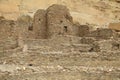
top-left (0, 4), bottom-right (120, 53)
top-left (46, 4), bottom-right (74, 38)
top-left (33, 9), bottom-right (47, 39)
top-left (33, 4), bottom-right (74, 39)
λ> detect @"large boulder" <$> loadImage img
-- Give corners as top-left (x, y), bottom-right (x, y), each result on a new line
top-left (46, 4), bottom-right (73, 38)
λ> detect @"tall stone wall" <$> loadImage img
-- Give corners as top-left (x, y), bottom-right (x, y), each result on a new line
top-left (46, 4), bottom-right (73, 38)
top-left (32, 4), bottom-right (75, 39)
top-left (33, 9), bottom-right (47, 39)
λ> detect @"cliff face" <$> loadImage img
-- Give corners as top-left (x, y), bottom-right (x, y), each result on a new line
top-left (0, 0), bottom-right (120, 25)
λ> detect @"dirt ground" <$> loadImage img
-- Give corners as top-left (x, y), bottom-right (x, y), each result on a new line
top-left (0, 36), bottom-right (120, 80)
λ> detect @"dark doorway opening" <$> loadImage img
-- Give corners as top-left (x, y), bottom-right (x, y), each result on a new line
top-left (60, 20), bottom-right (63, 23)
top-left (64, 26), bottom-right (68, 32)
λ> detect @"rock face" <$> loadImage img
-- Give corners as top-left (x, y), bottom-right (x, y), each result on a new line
top-left (33, 9), bottom-right (47, 39)
top-left (47, 4), bottom-right (73, 38)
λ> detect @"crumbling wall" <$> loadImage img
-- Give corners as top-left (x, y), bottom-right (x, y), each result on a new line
top-left (86, 28), bottom-right (116, 39)
top-left (0, 4), bottom-right (120, 53)
top-left (0, 17), bottom-right (18, 50)
top-left (16, 15), bottom-right (34, 39)
top-left (72, 23), bottom-right (80, 37)
top-left (0, 18), bottom-right (17, 39)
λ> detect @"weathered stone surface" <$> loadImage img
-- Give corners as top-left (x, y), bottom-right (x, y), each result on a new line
top-left (72, 44), bottom-right (92, 52)
top-left (86, 28), bottom-right (115, 39)
top-left (80, 37), bottom-right (95, 44)
top-left (96, 40), bottom-right (120, 51)
top-left (0, 19), bottom-right (17, 39)
top-left (16, 15), bottom-right (34, 39)
top-left (0, 37), bottom-right (18, 50)
top-left (91, 43), bottom-right (100, 52)
top-left (46, 4), bottom-right (73, 38)
top-left (72, 23), bottom-right (82, 37)
top-left (111, 40), bottom-right (120, 50)
top-left (79, 25), bottom-right (90, 37)
top-left (33, 9), bottom-right (47, 39)
top-left (0, 18), bottom-right (19, 50)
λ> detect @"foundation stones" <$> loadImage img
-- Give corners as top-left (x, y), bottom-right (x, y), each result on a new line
top-left (86, 28), bottom-right (116, 39)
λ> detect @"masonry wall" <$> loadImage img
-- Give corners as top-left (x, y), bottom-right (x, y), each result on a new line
top-left (33, 9), bottom-right (47, 39)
